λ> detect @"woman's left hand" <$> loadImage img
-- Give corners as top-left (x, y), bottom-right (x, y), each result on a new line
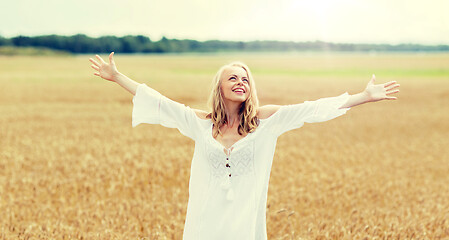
top-left (363, 74), bottom-right (400, 102)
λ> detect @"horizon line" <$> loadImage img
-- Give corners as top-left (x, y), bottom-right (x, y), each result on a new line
top-left (1, 33), bottom-right (448, 47)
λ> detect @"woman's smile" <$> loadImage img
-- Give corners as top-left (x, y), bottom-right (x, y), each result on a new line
top-left (220, 66), bottom-right (250, 103)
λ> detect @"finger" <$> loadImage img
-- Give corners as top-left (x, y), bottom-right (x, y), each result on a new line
top-left (91, 64), bottom-right (99, 71)
top-left (386, 83), bottom-right (400, 91)
top-left (370, 74), bottom-right (376, 84)
top-left (89, 58), bottom-right (100, 67)
top-left (385, 96), bottom-right (397, 100)
top-left (94, 72), bottom-right (100, 77)
top-left (109, 52), bottom-right (115, 65)
top-left (383, 81), bottom-right (397, 88)
top-left (95, 54), bottom-right (106, 64)
top-left (386, 89), bottom-right (400, 95)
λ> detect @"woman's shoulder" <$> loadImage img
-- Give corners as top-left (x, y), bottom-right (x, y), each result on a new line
top-left (193, 109), bottom-right (212, 120)
top-left (257, 105), bottom-right (281, 119)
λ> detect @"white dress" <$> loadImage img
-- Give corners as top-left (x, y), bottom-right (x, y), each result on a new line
top-left (132, 83), bottom-right (351, 240)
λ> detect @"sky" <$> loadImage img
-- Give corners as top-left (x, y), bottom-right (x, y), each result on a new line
top-left (0, 0), bottom-right (448, 45)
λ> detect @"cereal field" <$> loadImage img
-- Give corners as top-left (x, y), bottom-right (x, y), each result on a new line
top-left (0, 52), bottom-right (448, 239)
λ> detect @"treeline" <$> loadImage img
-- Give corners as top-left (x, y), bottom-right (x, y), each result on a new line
top-left (1, 34), bottom-right (448, 53)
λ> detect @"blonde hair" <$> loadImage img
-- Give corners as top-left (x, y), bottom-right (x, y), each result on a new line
top-left (207, 62), bottom-right (259, 138)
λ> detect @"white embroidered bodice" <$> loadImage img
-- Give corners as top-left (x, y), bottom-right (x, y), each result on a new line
top-left (207, 131), bottom-right (255, 178)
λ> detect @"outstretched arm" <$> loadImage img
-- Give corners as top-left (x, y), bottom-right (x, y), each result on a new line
top-left (89, 52), bottom-right (209, 120)
top-left (258, 75), bottom-right (400, 119)
top-left (89, 52), bottom-right (139, 95)
top-left (338, 74), bottom-right (400, 109)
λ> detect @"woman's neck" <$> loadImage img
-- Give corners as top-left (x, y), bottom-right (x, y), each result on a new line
top-left (223, 100), bottom-right (241, 128)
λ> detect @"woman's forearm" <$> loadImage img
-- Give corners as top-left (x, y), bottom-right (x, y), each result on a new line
top-left (113, 72), bottom-right (140, 95)
top-left (339, 91), bottom-right (371, 109)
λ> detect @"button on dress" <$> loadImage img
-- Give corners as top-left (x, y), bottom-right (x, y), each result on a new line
top-left (131, 83), bottom-right (351, 240)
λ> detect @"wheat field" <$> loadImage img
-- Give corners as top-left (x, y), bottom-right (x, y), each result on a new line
top-left (0, 52), bottom-right (448, 239)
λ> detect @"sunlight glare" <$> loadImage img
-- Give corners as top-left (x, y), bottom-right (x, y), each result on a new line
top-left (290, 0), bottom-right (337, 18)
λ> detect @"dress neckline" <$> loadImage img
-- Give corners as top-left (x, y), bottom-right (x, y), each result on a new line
top-left (209, 122), bottom-right (256, 151)
top-left (203, 107), bottom-right (282, 151)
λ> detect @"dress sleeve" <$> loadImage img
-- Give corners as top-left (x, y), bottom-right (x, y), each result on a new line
top-left (131, 83), bottom-right (201, 141)
top-left (267, 92), bottom-right (351, 137)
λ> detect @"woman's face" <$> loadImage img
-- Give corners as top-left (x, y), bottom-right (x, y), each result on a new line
top-left (220, 66), bottom-right (250, 103)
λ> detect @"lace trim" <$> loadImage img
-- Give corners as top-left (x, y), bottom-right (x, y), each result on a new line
top-left (206, 137), bottom-right (255, 178)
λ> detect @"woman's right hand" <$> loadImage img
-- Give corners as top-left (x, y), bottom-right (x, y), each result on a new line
top-left (89, 52), bottom-right (119, 82)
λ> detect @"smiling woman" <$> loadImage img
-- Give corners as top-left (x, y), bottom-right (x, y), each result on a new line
top-left (88, 52), bottom-right (399, 240)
